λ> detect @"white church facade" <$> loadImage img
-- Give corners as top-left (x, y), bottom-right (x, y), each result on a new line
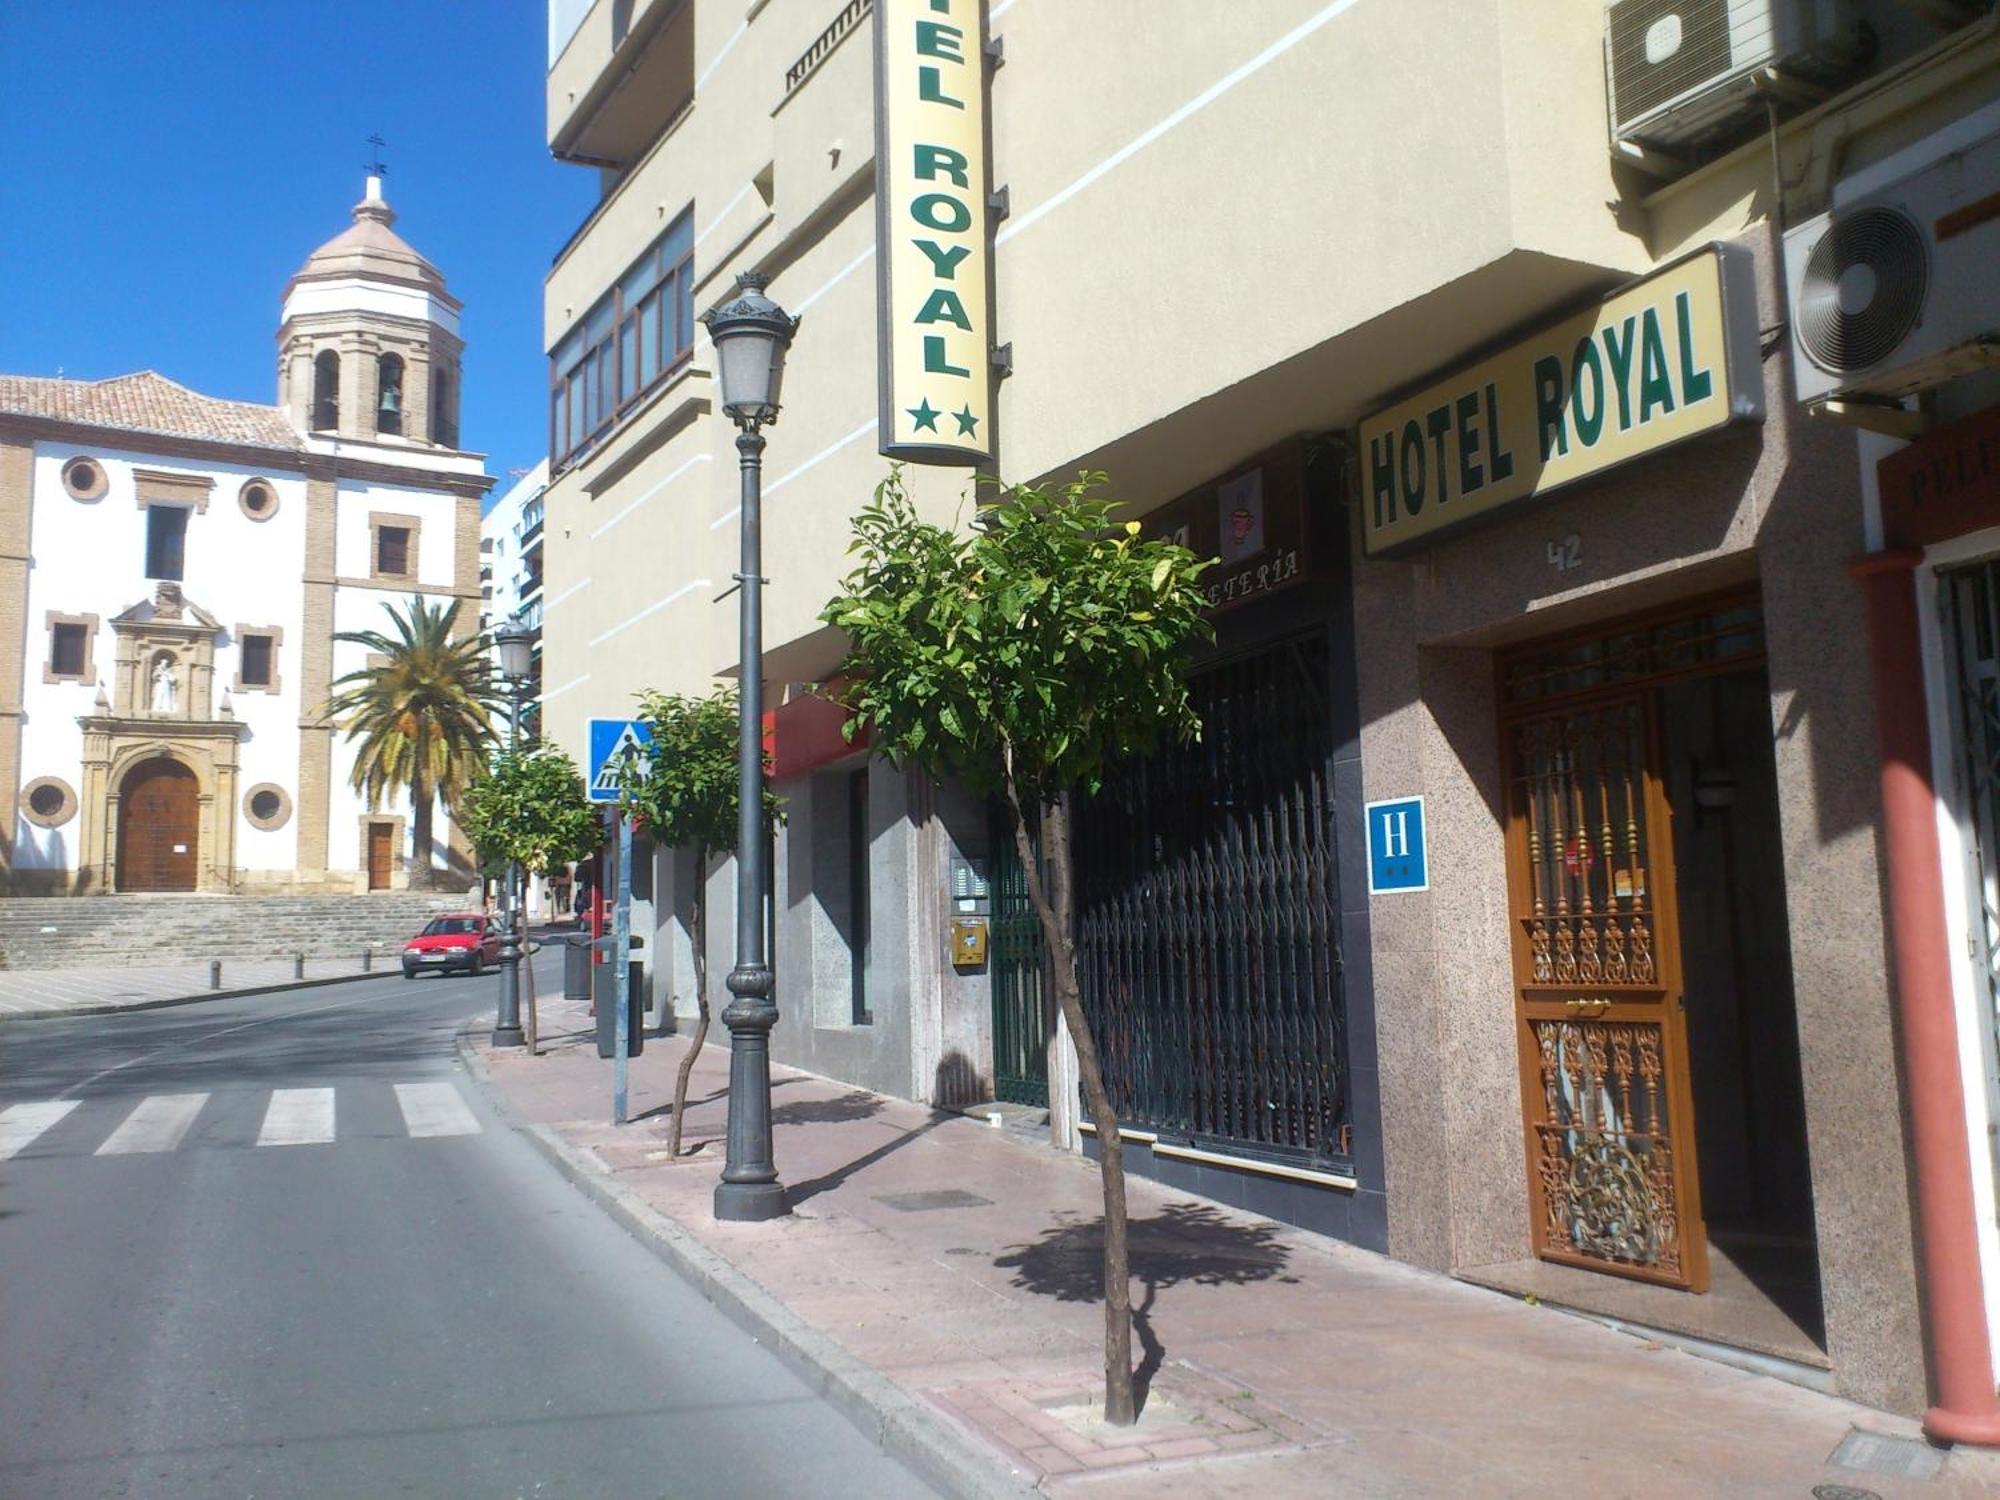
top-left (0, 178), bottom-right (490, 894)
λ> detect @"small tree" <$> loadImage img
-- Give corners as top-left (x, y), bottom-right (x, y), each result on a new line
top-left (823, 468), bottom-right (1211, 1424)
top-left (459, 746), bottom-right (601, 887)
top-left (618, 688), bottom-right (781, 1159)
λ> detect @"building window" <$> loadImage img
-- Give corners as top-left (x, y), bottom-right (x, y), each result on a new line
top-left (145, 504), bottom-right (189, 581)
top-left (19, 776), bottom-right (78, 829)
top-left (432, 366), bottom-right (458, 448)
top-left (376, 353), bottom-right (405, 436)
top-left (44, 612), bottom-right (96, 683)
top-left (61, 455), bottom-right (108, 501)
top-left (238, 477), bottom-right (278, 520)
top-left (234, 626), bottom-right (282, 694)
top-left (369, 513), bottom-right (421, 581)
top-left (550, 206), bottom-right (695, 467)
top-left (312, 349), bottom-right (340, 430)
top-left (243, 782), bottom-right (293, 831)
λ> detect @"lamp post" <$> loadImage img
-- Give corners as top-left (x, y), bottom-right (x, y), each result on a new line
top-left (700, 271), bottom-right (798, 1223)
top-left (491, 616), bottom-right (535, 1049)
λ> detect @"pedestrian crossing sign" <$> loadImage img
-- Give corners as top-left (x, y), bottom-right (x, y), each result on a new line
top-left (587, 718), bottom-right (653, 803)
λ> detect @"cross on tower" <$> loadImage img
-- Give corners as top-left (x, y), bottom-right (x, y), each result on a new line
top-left (364, 134), bottom-right (389, 178)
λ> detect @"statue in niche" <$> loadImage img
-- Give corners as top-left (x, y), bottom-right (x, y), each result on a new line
top-left (150, 653), bottom-right (178, 714)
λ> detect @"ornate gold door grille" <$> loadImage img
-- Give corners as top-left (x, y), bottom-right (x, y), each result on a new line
top-left (1507, 693), bottom-right (1708, 1291)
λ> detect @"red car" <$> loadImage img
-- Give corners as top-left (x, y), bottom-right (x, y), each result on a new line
top-left (400, 913), bottom-right (501, 978)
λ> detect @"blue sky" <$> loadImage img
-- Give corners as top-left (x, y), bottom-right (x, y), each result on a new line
top-left (0, 2), bottom-right (596, 502)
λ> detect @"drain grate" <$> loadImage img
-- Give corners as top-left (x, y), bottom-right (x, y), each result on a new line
top-left (874, 1189), bottom-right (994, 1212)
top-left (1827, 1427), bottom-right (1944, 1482)
top-left (1813, 1486), bottom-right (1883, 1500)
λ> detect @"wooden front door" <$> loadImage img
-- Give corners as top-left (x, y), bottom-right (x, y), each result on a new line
top-left (117, 758), bottom-right (199, 893)
top-left (367, 823), bottom-right (394, 891)
top-left (1504, 691), bottom-right (1709, 1291)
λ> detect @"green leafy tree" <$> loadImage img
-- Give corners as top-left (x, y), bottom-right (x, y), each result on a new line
top-left (823, 468), bottom-right (1211, 1425)
top-left (617, 687), bottom-right (782, 1159)
top-left (327, 596), bottom-right (500, 891)
top-left (460, 747), bottom-right (601, 881)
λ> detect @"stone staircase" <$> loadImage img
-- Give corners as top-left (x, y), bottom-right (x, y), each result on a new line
top-left (0, 894), bottom-right (478, 971)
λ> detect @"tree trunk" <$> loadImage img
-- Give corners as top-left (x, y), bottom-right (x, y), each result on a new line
top-left (1003, 762), bottom-right (1136, 1426)
top-left (409, 777), bottom-right (436, 892)
top-left (667, 846), bottom-right (712, 1159)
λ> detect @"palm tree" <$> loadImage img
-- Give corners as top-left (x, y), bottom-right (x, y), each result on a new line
top-left (327, 596), bottom-right (500, 891)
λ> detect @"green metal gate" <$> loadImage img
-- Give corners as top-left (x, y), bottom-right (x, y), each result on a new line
top-left (990, 807), bottom-right (1049, 1107)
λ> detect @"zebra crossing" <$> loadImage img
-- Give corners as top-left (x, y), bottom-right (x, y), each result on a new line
top-left (0, 1080), bottom-right (485, 1160)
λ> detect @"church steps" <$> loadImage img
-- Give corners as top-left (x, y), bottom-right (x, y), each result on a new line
top-left (0, 895), bottom-right (483, 970)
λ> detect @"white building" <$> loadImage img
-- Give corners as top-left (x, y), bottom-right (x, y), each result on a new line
top-left (0, 177), bottom-right (491, 895)
top-left (479, 459), bottom-right (548, 739)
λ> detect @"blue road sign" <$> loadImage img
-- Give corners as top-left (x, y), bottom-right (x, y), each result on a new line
top-left (1365, 796), bottom-right (1428, 894)
top-left (587, 718), bottom-right (653, 803)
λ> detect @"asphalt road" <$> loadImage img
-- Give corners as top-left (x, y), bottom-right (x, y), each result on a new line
top-left (0, 961), bottom-right (937, 1499)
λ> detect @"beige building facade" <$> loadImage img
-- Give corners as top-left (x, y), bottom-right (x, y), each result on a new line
top-left (540, 0), bottom-right (2000, 1422)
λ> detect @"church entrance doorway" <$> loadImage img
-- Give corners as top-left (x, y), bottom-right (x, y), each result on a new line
top-left (117, 757), bottom-right (199, 892)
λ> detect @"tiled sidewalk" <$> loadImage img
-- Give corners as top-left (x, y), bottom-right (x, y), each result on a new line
top-left (476, 1007), bottom-right (2000, 1498)
top-left (0, 955), bottom-right (397, 1018)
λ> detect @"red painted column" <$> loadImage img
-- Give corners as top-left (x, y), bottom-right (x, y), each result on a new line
top-left (1851, 548), bottom-right (2000, 1446)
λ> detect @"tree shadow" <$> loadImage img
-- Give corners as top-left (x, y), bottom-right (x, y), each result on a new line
top-left (770, 1090), bottom-right (885, 1127)
top-left (993, 1200), bottom-right (1298, 1411)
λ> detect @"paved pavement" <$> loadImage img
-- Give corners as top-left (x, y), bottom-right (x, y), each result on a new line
top-left (472, 998), bottom-right (2000, 1499)
top-left (0, 954), bottom-right (396, 1018)
top-left (0, 958), bottom-right (936, 1499)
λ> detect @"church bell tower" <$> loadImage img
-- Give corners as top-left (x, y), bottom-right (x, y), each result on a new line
top-left (277, 175), bottom-right (464, 449)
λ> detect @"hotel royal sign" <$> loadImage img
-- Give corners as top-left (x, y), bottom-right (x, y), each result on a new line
top-left (1360, 244), bottom-right (1764, 556)
top-left (874, 0), bottom-right (993, 466)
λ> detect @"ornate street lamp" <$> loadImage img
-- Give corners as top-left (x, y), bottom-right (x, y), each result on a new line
top-left (491, 615), bottom-right (535, 1049)
top-left (700, 271), bottom-right (798, 1223)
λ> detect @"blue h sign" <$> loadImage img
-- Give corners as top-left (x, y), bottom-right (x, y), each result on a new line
top-left (1366, 796), bottom-right (1428, 894)
top-left (587, 718), bottom-right (653, 804)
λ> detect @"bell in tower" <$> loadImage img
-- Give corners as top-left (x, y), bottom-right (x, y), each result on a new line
top-left (276, 168), bottom-right (465, 449)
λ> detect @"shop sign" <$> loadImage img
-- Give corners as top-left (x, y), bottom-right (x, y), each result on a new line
top-left (1141, 442), bottom-right (1314, 616)
top-left (874, 0), bottom-right (993, 466)
top-left (1878, 404), bottom-right (2000, 549)
top-left (1359, 244), bottom-right (1763, 556)
top-left (1366, 796), bottom-right (1428, 894)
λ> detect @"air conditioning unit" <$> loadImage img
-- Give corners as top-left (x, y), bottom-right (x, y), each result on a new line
top-left (1606, 0), bottom-right (1865, 151)
top-left (1784, 127), bottom-right (2000, 404)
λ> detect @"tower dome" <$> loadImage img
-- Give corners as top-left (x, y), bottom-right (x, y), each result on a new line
top-left (277, 176), bottom-right (464, 449)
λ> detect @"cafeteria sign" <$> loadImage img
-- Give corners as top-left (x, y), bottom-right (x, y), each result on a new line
top-left (1359, 244), bottom-right (1763, 556)
top-left (874, 0), bottom-right (993, 466)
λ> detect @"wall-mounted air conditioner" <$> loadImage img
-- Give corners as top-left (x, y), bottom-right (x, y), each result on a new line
top-left (1784, 126), bottom-right (2000, 405)
top-left (1606, 0), bottom-right (1866, 151)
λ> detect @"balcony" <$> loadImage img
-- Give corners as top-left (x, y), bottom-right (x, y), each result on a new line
top-left (548, 0), bottom-right (694, 169)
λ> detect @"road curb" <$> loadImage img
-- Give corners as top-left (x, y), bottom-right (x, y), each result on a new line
top-left (0, 966), bottom-right (407, 1023)
top-left (454, 1029), bottom-right (1040, 1500)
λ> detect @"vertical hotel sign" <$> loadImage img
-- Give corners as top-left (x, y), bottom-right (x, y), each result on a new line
top-left (874, 0), bottom-right (993, 465)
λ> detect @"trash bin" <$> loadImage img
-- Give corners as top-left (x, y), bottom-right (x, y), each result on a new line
top-left (593, 938), bottom-right (645, 1058)
top-left (563, 934), bottom-right (592, 1004)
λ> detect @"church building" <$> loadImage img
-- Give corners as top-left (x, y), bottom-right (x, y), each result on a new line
top-left (0, 177), bottom-right (490, 894)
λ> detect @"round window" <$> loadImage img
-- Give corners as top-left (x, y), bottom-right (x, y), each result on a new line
top-left (250, 789), bottom-right (281, 820)
top-left (19, 776), bottom-right (77, 828)
top-left (238, 478), bottom-right (279, 520)
top-left (243, 782), bottom-right (292, 831)
top-left (61, 456), bottom-right (108, 501)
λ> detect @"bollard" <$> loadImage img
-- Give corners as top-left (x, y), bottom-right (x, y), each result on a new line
top-left (293, 953), bottom-right (305, 980)
top-left (209, 959), bottom-right (222, 990)
top-left (363, 948), bottom-right (373, 973)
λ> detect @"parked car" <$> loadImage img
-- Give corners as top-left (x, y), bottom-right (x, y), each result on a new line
top-left (401, 913), bottom-right (501, 978)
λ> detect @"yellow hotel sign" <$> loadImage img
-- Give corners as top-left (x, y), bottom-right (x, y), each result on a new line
top-left (1360, 244), bottom-right (1763, 556)
top-left (874, 0), bottom-right (993, 465)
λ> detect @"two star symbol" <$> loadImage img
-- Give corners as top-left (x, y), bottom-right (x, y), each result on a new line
top-left (908, 398), bottom-right (979, 438)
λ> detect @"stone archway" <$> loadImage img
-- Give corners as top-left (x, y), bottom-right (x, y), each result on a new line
top-left (116, 756), bottom-right (200, 892)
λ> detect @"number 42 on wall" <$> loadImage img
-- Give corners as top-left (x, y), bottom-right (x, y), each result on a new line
top-left (1548, 534), bottom-right (1583, 574)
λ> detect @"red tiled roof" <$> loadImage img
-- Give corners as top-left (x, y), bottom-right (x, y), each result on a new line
top-left (0, 370), bottom-right (301, 451)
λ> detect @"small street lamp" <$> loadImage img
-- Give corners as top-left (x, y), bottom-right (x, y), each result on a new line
top-left (491, 615), bottom-right (535, 1049)
top-left (700, 271), bottom-right (798, 1223)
